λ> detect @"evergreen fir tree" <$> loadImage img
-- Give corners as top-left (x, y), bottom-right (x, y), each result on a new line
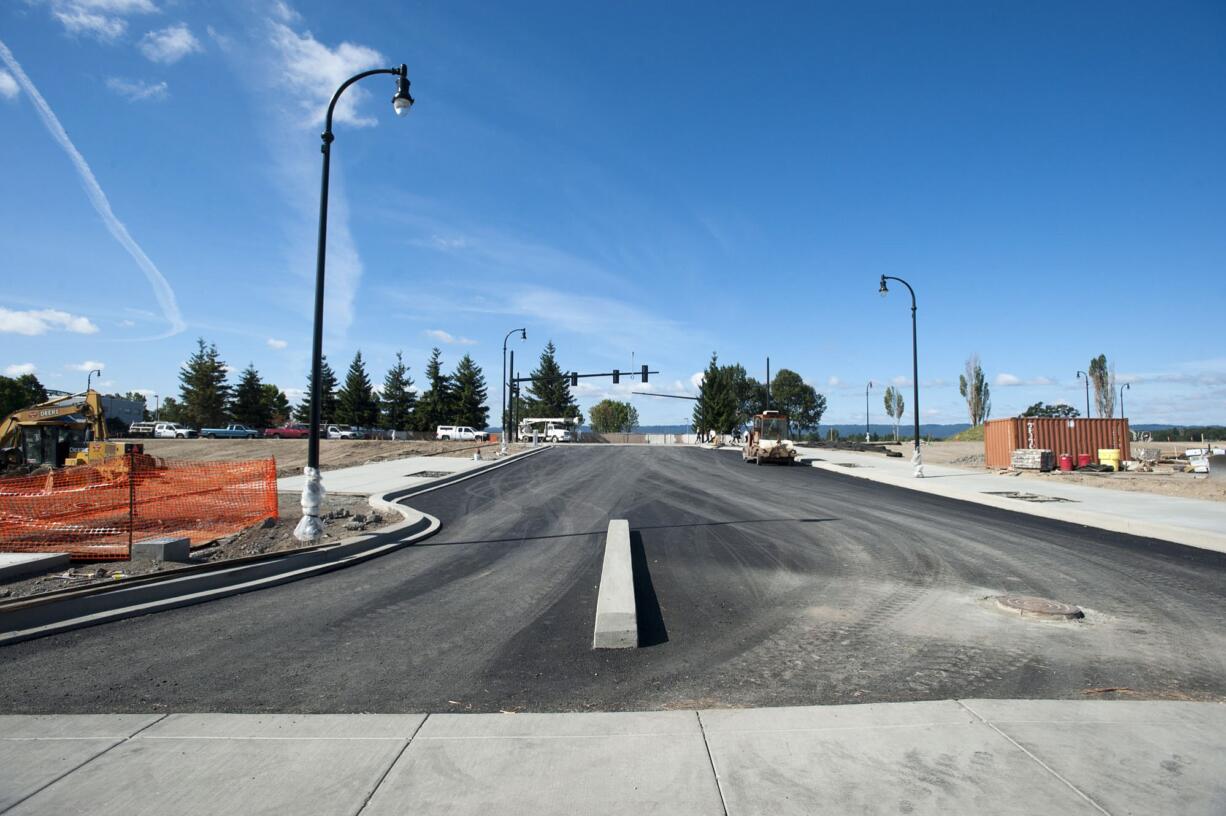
top-left (261, 384), bottom-right (292, 425)
top-left (693, 352), bottom-right (736, 435)
top-left (336, 350), bottom-right (379, 427)
top-left (230, 364), bottom-right (272, 429)
top-left (451, 353), bottom-right (489, 429)
top-left (293, 356), bottom-right (338, 424)
top-left (525, 341), bottom-right (581, 423)
top-left (178, 338), bottom-right (231, 428)
top-left (411, 347), bottom-right (453, 431)
top-left (380, 351), bottom-right (416, 431)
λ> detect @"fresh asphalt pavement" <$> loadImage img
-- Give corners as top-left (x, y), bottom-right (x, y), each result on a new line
top-left (1, 446), bottom-right (1224, 714)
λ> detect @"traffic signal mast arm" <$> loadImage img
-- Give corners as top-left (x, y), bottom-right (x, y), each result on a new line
top-left (509, 366), bottom-right (658, 387)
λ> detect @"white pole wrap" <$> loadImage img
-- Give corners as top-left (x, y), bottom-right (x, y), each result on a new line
top-left (293, 466), bottom-right (327, 542)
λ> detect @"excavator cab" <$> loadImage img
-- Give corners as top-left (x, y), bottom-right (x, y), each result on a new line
top-left (1, 390), bottom-right (108, 471)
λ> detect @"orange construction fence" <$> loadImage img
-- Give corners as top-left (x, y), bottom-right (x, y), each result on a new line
top-left (0, 456), bottom-right (278, 561)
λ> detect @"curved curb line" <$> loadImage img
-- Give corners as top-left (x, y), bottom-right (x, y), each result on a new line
top-left (0, 447), bottom-right (552, 646)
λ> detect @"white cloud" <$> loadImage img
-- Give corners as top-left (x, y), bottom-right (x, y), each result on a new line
top-left (105, 77), bottom-right (168, 101)
top-left (827, 375), bottom-right (842, 387)
top-left (266, 337), bottom-right (289, 349)
top-left (67, 360), bottom-right (106, 372)
top-left (268, 21), bottom-right (386, 127)
top-left (995, 373), bottom-right (1056, 387)
top-left (43, 0), bottom-right (157, 41)
top-left (0, 307), bottom-right (99, 336)
top-left (284, 387), bottom-right (306, 402)
top-left (269, 0), bottom-right (301, 23)
top-left (139, 23), bottom-right (202, 64)
top-left (5, 363), bottom-right (37, 376)
top-left (891, 375), bottom-right (910, 387)
top-left (0, 70), bottom-right (18, 100)
top-left (118, 319), bottom-right (136, 327)
top-left (425, 329), bottom-right (477, 346)
top-left (0, 42), bottom-right (185, 337)
top-left (689, 371), bottom-right (704, 390)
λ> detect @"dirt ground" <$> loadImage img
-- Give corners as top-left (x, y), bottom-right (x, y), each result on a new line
top-left (906, 440), bottom-right (1226, 503)
top-left (0, 493), bottom-right (396, 601)
top-left (141, 438), bottom-right (521, 477)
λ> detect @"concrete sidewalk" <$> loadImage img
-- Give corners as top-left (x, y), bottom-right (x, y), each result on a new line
top-left (276, 455), bottom-right (489, 495)
top-left (795, 445), bottom-right (1226, 553)
top-left (1, 700), bottom-right (1222, 815)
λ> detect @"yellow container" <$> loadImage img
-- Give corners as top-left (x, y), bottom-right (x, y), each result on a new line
top-left (1098, 448), bottom-right (1121, 471)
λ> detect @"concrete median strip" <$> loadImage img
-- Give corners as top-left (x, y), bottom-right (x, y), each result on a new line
top-left (593, 519), bottom-right (637, 649)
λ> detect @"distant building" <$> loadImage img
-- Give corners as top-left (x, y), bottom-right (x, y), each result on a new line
top-left (101, 395), bottom-right (145, 429)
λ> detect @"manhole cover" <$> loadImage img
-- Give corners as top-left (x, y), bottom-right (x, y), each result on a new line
top-left (835, 463), bottom-right (864, 468)
top-left (405, 470), bottom-right (451, 478)
top-left (993, 595), bottom-right (1084, 620)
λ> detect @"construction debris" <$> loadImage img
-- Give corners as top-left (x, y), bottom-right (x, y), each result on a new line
top-left (1010, 448), bottom-right (1054, 471)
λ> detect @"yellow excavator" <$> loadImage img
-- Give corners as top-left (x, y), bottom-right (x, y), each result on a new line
top-left (0, 390), bottom-right (147, 473)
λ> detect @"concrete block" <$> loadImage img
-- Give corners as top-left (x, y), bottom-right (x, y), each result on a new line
top-left (0, 552), bottom-right (70, 581)
top-left (130, 537), bottom-right (190, 562)
top-left (592, 519), bottom-right (636, 649)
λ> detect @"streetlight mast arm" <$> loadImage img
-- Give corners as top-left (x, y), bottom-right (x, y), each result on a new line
top-left (322, 65), bottom-right (406, 141)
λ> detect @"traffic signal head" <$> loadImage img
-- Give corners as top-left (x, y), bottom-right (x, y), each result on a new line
top-left (641, 364), bottom-right (649, 383)
top-left (612, 369), bottom-right (620, 384)
top-left (570, 372), bottom-right (578, 387)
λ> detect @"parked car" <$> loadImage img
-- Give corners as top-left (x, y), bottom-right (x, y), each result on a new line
top-left (145, 422), bottom-right (197, 439)
top-left (436, 425), bottom-right (490, 441)
top-left (200, 423), bottom-right (259, 439)
top-left (326, 424), bottom-right (362, 439)
top-left (264, 423), bottom-right (311, 439)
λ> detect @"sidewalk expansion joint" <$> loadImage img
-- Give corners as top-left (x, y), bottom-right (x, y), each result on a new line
top-left (695, 711), bottom-right (730, 816)
top-left (0, 713), bottom-right (168, 816)
top-left (352, 714), bottom-right (428, 816)
top-left (956, 700), bottom-right (1113, 816)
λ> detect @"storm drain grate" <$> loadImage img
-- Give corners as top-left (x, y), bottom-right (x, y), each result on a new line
top-left (405, 470), bottom-right (452, 479)
top-left (983, 491), bottom-right (1074, 503)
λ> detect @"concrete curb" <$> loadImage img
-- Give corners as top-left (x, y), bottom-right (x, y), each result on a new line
top-left (0, 447), bottom-right (552, 646)
top-left (803, 458), bottom-right (1226, 555)
top-left (592, 519), bottom-right (637, 649)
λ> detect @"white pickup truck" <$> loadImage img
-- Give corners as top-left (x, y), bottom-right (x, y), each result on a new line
top-left (436, 425), bottom-right (489, 441)
top-left (129, 421), bottom-right (197, 439)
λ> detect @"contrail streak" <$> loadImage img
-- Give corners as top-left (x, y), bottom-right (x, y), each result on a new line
top-left (0, 39), bottom-right (186, 337)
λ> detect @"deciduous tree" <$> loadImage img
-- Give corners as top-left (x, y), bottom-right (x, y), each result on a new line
top-left (959, 354), bottom-right (991, 426)
top-left (1088, 354), bottom-right (1115, 418)
top-left (590, 400), bottom-right (639, 434)
top-left (883, 385), bottom-right (905, 441)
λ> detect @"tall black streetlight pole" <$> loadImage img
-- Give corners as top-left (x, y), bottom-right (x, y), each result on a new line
top-left (298, 63), bottom-right (414, 543)
top-left (86, 368), bottom-right (101, 393)
top-left (879, 275), bottom-right (922, 477)
top-left (1076, 370), bottom-right (1090, 418)
top-left (865, 380), bottom-right (873, 441)
top-left (1119, 382), bottom-right (1130, 419)
top-left (501, 328), bottom-right (526, 454)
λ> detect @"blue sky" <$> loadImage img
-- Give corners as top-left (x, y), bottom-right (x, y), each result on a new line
top-left (1, 0), bottom-right (1224, 427)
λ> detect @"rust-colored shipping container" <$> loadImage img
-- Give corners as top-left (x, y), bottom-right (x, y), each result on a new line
top-left (984, 418), bottom-right (1131, 469)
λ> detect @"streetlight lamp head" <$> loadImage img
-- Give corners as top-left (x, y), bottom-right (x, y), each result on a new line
top-left (878, 276), bottom-right (889, 296)
top-left (391, 67), bottom-right (413, 117)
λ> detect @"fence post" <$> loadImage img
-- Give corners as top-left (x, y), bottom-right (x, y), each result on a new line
top-left (128, 448), bottom-right (135, 558)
